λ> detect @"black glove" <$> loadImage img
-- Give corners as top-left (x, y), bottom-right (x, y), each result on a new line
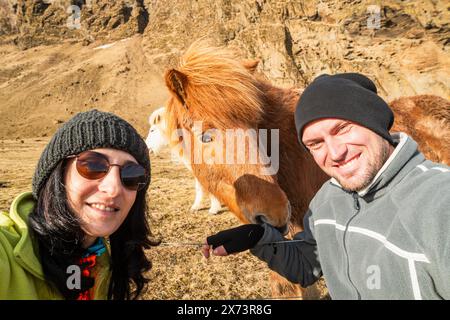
top-left (206, 224), bottom-right (265, 254)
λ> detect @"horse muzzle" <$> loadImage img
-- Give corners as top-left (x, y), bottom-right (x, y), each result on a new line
top-left (251, 201), bottom-right (291, 235)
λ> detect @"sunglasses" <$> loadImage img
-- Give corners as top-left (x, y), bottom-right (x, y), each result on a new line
top-left (67, 151), bottom-right (148, 191)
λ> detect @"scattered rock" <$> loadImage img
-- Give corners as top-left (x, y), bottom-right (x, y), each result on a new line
top-left (0, 181), bottom-right (10, 188)
top-left (116, 66), bottom-right (130, 75)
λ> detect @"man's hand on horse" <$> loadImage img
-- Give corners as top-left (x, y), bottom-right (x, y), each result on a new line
top-left (202, 224), bottom-right (265, 258)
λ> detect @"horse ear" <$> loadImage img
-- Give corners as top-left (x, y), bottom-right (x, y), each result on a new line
top-left (165, 69), bottom-right (188, 107)
top-left (242, 59), bottom-right (259, 73)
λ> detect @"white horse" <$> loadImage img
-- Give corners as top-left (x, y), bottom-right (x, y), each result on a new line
top-left (146, 107), bottom-right (222, 214)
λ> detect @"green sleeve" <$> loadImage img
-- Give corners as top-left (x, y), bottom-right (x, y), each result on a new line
top-left (0, 231), bottom-right (12, 299)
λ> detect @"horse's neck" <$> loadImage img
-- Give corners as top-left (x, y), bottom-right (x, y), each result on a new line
top-left (262, 85), bottom-right (328, 228)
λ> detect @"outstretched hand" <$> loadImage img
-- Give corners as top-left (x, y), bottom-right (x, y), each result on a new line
top-left (201, 243), bottom-right (228, 258)
top-left (201, 224), bottom-right (264, 258)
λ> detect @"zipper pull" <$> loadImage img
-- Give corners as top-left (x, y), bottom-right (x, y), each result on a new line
top-left (352, 192), bottom-right (360, 210)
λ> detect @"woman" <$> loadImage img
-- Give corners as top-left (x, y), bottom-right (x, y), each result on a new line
top-left (0, 109), bottom-right (158, 300)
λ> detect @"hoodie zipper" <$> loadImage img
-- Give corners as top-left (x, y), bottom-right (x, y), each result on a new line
top-left (342, 192), bottom-right (362, 299)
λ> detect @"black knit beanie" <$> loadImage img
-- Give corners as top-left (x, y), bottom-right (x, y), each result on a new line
top-left (32, 109), bottom-right (150, 199)
top-left (295, 73), bottom-right (394, 148)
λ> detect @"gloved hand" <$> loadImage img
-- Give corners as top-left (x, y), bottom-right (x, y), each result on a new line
top-left (206, 224), bottom-right (265, 255)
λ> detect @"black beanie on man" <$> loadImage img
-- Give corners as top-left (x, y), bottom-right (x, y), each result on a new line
top-left (295, 73), bottom-right (395, 148)
top-left (32, 109), bottom-right (150, 199)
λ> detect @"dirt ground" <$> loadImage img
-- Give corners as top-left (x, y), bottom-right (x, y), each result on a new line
top-left (0, 36), bottom-right (169, 140)
top-left (0, 137), bottom-right (280, 300)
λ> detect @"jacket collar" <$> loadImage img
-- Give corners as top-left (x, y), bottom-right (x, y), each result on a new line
top-left (9, 192), bottom-right (45, 280)
top-left (331, 132), bottom-right (425, 199)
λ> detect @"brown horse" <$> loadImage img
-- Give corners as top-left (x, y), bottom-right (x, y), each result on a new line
top-left (389, 95), bottom-right (450, 164)
top-left (162, 42), bottom-right (450, 298)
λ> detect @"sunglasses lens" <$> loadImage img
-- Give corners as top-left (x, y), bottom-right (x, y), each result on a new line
top-left (76, 152), bottom-right (109, 180)
top-left (121, 164), bottom-right (147, 191)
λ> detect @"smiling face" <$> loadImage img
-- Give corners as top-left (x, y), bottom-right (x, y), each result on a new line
top-left (64, 148), bottom-right (139, 247)
top-left (302, 118), bottom-right (394, 192)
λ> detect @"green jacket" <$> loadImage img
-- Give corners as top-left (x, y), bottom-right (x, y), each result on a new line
top-left (251, 133), bottom-right (450, 299)
top-left (0, 192), bottom-right (111, 300)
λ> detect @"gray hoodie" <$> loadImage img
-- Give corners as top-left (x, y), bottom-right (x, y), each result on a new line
top-left (250, 133), bottom-right (450, 300)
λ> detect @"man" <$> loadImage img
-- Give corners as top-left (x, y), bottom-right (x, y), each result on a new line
top-left (201, 73), bottom-right (450, 299)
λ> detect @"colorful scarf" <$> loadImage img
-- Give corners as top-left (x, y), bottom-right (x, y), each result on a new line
top-left (77, 238), bottom-right (106, 300)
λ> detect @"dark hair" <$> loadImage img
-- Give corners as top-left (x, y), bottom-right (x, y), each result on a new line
top-left (28, 160), bottom-right (159, 300)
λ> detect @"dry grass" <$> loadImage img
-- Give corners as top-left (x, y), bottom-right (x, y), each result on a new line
top-left (138, 148), bottom-right (273, 299)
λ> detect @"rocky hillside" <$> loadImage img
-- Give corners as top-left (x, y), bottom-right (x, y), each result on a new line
top-left (0, 0), bottom-right (448, 139)
top-left (143, 0), bottom-right (450, 96)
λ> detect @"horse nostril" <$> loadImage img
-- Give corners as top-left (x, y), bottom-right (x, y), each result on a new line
top-left (255, 215), bottom-right (288, 235)
top-left (255, 215), bottom-right (267, 225)
top-left (276, 224), bottom-right (289, 235)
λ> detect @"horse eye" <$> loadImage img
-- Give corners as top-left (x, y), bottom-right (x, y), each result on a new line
top-left (200, 132), bottom-right (213, 143)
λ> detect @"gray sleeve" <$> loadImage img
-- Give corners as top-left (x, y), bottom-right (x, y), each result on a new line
top-left (437, 236), bottom-right (450, 299)
top-left (249, 210), bottom-right (322, 287)
top-left (428, 181), bottom-right (450, 299)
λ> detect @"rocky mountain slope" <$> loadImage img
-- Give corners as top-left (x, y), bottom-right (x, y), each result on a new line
top-left (0, 0), bottom-right (448, 139)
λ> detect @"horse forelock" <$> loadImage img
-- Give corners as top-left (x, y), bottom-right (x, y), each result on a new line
top-left (174, 42), bottom-right (265, 130)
